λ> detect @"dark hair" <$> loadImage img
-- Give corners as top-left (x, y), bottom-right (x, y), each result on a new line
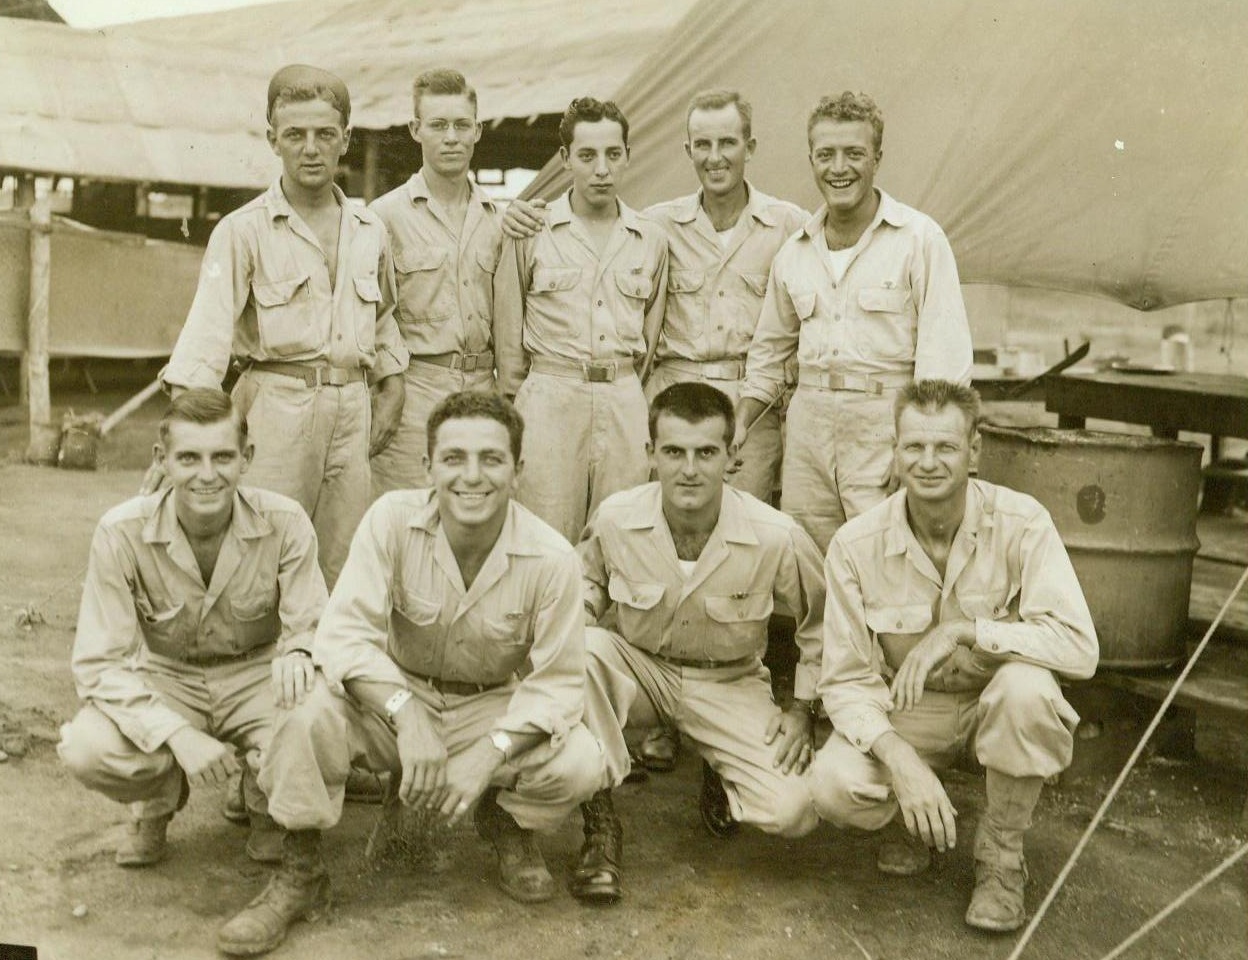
top-left (412, 68), bottom-right (478, 119)
top-left (648, 382), bottom-right (735, 447)
top-left (427, 391), bottom-right (525, 462)
top-left (559, 97), bottom-right (630, 149)
top-left (807, 91), bottom-right (883, 153)
top-left (686, 88), bottom-right (753, 141)
top-left (159, 388), bottom-right (247, 447)
top-left (267, 64), bottom-right (351, 126)
top-left (894, 380), bottom-right (982, 436)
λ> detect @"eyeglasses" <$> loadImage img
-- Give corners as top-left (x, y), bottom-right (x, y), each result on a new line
top-left (422, 119), bottom-right (476, 136)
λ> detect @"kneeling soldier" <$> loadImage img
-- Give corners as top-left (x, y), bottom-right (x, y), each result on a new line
top-left (218, 391), bottom-right (605, 955)
top-left (809, 380), bottom-right (1098, 931)
top-left (59, 389), bottom-right (327, 869)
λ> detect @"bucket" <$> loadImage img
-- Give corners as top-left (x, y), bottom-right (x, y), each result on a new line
top-left (978, 425), bottom-right (1202, 669)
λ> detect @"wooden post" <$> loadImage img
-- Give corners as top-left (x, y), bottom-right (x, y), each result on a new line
top-left (24, 197), bottom-right (59, 465)
top-left (362, 129), bottom-right (380, 203)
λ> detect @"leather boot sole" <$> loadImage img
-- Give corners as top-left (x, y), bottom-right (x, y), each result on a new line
top-left (216, 874), bottom-right (330, 957)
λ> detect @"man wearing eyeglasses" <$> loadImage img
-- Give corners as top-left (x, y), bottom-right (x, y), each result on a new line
top-left (369, 69), bottom-right (506, 496)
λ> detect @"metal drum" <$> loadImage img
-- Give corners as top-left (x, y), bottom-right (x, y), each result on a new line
top-left (978, 425), bottom-right (1202, 668)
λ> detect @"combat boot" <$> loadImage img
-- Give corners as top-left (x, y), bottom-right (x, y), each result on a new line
top-left (217, 829), bottom-right (330, 956)
top-left (115, 814), bottom-right (171, 867)
top-left (571, 788), bottom-right (623, 904)
top-left (699, 761), bottom-right (739, 839)
top-left (474, 788), bottom-right (556, 903)
top-left (965, 771), bottom-right (1043, 933)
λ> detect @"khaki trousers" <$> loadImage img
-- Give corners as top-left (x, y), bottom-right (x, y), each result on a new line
top-left (370, 359), bottom-right (495, 497)
top-left (780, 387), bottom-right (897, 554)
top-left (260, 674), bottom-right (606, 833)
top-left (58, 651), bottom-right (274, 820)
top-left (585, 627), bottom-right (818, 838)
top-left (515, 370), bottom-right (651, 543)
top-left (808, 662), bottom-right (1079, 831)
top-left (232, 369), bottom-right (371, 590)
top-left (646, 363), bottom-right (781, 504)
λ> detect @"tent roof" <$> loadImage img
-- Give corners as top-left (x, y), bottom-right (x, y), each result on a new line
top-left (529, 0), bottom-right (1248, 310)
top-left (0, 18), bottom-right (274, 187)
top-left (112, 0), bottom-right (698, 130)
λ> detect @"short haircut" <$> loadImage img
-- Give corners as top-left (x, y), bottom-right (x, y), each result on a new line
top-left (427, 390), bottom-right (525, 462)
top-left (266, 64), bottom-right (350, 126)
top-left (648, 382), bottom-right (735, 447)
top-left (159, 388), bottom-right (247, 448)
top-left (807, 91), bottom-right (884, 153)
top-left (559, 97), bottom-right (630, 149)
top-left (412, 68), bottom-right (477, 119)
top-left (894, 379), bottom-right (982, 436)
top-left (686, 89), bottom-right (753, 141)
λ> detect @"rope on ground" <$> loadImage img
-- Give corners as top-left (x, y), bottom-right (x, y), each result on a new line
top-left (15, 563), bottom-right (88, 628)
top-left (1006, 562), bottom-right (1248, 960)
top-left (1094, 840), bottom-right (1248, 960)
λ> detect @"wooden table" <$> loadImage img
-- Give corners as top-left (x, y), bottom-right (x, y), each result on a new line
top-left (1045, 370), bottom-right (1248, 444)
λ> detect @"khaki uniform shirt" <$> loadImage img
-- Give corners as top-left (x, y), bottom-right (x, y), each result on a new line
top-left (494, 192), bottom-right (669, 397)
top-left (819, 479), bottom-right (1099, 754)
top-left (315, 490), bottom-right (587, 739)
top-left (743, 190), bottom-right (972, 405)
top-left (71, 486), bottom-right (327, 753)
top-left (580, 483), bottom-right (826, 700)
top-left (645, 183), bottom-right (806, 363)
top-left (162, 179), bottom-right (409, 389)
top-left (369, 171), bottom-right (504, 358)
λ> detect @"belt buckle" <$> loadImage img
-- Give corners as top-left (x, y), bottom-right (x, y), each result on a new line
top-left (461, 353), bottom-right (480, 372)
top-left (585, 361), bottom-right (614, 382)
top-left (865, 379), bottom-right (883, 396)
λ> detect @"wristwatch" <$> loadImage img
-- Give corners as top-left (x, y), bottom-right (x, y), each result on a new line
top-left (383, 688), bottom-right (414, 721)
top-left (489, 730), bottom-right (514, 762)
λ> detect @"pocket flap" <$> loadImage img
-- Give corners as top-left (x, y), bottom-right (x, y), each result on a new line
top-left (865, 603), bottom-right (932, 635)
top-left (353, 275), bottom-right (382, 303)
top-left (741, 273), bottom-right (769, 297)
top-left (476, 248), bottom-right (500, 274)
top-left (957, 588), bottom-right (1018, 621)
top-left (396, 593), bottom-right (441, 626)
top-left (607, 576), bottom-right (665, 610)
top-left (858, 286), bottom-right (908, 314)
top-left (252, 276), bottom-right (308, 308)
top-left (790, 290), bottom-right (817, 321)
top-left (231, 593), bottom-right (276, 621)
top-left (705, 592), bottom-right (774, 624)
top-left (614, 271), bottom-right (653, 300)
top-left (668, 270), bottom-right (705, 294)
top-left (138, 599), bottom-right (185, 624)
top-left (394, 249), bottom-right (447, 274)
top-left (531, 267), bottom-right (582, 293)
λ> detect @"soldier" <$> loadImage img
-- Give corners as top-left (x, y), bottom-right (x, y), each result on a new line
top-left (158, 64), bottom-right (409, 589)
top-left (494, 96), bottom-right (668, 544)
top-left (369, 68), bottom-right (504, 496)
top-left (217, 391), bottom-right (606, 956)
top-left (58, 389), bottom-right (327, 872)
top-left (738, 92), bottom-right (974, 553)
top-left (570, 383), bottom-right (825, 904)
top-left (809, 380), bottom-right (1098, 931)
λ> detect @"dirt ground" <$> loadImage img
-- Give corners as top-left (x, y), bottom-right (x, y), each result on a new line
top-left (1, 397), bottom-right (1246, 960)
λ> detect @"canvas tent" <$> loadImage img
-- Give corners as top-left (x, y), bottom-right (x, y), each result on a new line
top-left (526, 0), bottom-right (1248, 312)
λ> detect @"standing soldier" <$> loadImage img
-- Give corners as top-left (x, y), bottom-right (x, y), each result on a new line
top-left (494, 97), bottom-right (668, 544)
top-left (370, 69), bottom-right (504, 496)
top-left (737, 91), bottom-right (973, 553)
top-left (159, 64), bottom-right (409, 589)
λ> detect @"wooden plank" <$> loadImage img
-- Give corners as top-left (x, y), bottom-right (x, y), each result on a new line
top-left (1096, 643), bottom-right (1248, 724)
top-left (1045, 371), bottom-right (1248, 440)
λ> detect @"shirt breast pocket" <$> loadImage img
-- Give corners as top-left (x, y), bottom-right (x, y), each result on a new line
top-left (228, 591), bottom-right (280, 652)
top-left (790, 289), bottom-right (817, 323)
top-left (395, 249), bottom-right (452, 323)
top-left (956, 586), bottom-right (1020, 623)
top-left (252, 275), bottom-right (317, 356)
top-left (476, 611), bottom-right (532, 681)
top-left (530, 267), bottom-right (582, 296)
top-left (608, 575), bottom-right (665, 647)
top-left (704, 591), bottom-right (774, 659)
top-left (856, 285), bottom-right (916, 360)
top-left (389, 593), bottom-right (442, 675)
top-left (865, 602), bottom-right (933, 674)
top-left (136, 598), bottom-right (192, 658)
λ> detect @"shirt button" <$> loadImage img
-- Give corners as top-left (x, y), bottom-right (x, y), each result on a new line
top-left (462, 279), bottom-right (469, 287)
top-left (547, 282), bottom-right (556, 289)
top-left (895, 620), bottom-right (903, 629)
top-left (717, 290), bottom-right (725, 298)
top-left (681, 619), bottom-right (689, 626)
top-left (596, 299), bottom-right (604, 306)
top-left (832, 349), bottom-right (840, 356)
top-left (336, 333), bottom-right (343, 340)
top-left (834, 313), bottom-right (841, 321)
top-left (598, 334), bottom-right (606, 341)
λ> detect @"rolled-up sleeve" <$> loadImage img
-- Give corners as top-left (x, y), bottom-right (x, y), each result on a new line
top-left (912, 225), bottom-right (972, 385)
top-left (742, 262), bottom-right (798, 405)
top-left (161, 218), bottom-right (251, 390)
top-left (275, 510), bottom-right (328, 656)
top-left (818, 537), bottom-right (895, 753)
top-left (774, 524), bottom-right (826, 701)
top-left (313, 498), bottom-right (409, 690)
top-left (975, 512), bottom-right (1099, 680)
top-left (494, 551), bottom-right (587, 742)
top-left (71, 525), bottom-right (191, 753)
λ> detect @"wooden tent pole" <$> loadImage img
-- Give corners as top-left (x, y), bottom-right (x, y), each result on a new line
top-left (24, 197), bottom-right (58, 465)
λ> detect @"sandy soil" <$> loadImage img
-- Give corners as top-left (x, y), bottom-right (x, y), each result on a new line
top-left (0, 425), bottom-right (1245, 960)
